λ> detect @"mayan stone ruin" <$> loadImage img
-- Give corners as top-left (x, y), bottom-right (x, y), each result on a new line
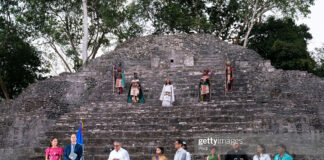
top-left (0, 34), bottom-right (323, 160)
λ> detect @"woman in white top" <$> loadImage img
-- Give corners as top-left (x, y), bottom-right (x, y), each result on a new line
top-left (159, 78), bottom-right (175, 106)
top-left (253, 144), bottom-right (271, 160)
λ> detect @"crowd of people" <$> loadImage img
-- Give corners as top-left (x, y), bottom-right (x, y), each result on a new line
top-left (44, 135), bottom-right (293, 160)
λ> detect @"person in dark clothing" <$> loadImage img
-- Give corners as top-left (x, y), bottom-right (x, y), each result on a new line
top-left (63, 134), bottom-right (83, 160)
top-left (225, 142), bottom-right (248, 160)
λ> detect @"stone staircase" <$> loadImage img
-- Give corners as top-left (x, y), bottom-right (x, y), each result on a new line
top-left (30, 48), bottom-right (263, 160)
top-left (1, 34), bottom-right (323, 160)
top-left (35, 55), bottom-right (273, 160)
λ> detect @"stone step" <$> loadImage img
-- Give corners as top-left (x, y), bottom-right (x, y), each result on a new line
top-left (51, 122), bottom-right (260, 133)
top-left (92, 93), bottom-right (254, 100)
top-left (86, 100), bottom-right (255, 106)
top-left (53, 115), bottom-right (263, 126)
top-left (103, 85), bottom-right (249, 92)
top-left (59, 108), bottom-right (263, 119)
top-left (59, 105), bottom-right (310, 121)
top-left (60, 107), bottom-right (261, 116)
top-left (70, 104), bottom-right (260, 113)
top-left (44, 128), bottom-right (268, 140)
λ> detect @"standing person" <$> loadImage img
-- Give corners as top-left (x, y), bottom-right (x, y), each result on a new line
top-left (225, 60), bottom-right (234, 93)
top-left (107, 140), bottom-right (130, 160)
top-left (152, 147), bottom-right (168, 160)
top-left (253, 144), bottom-right (271, 160)
top-left (182, 141), bottom-right (191, 160)
top-left (115, 63), bottom-right (125, 94)
top-left (63, 134), bottom-right (83, 160)
top-left (113, 64), bottom-right (117, 93)
top-left (199, 69), bottom-right (211, 102)
top-left (274, 144), bottom-right (293, 160)
top-left (159, 78), bottom-right (175, 106)
top-left (127, 72), bottom-right (145, 104)
top-left (206, 147), bottom-right (221, 160)
top-left (45, 137), bottom-right (64, 160)
top-left (174, 139), bottom-right (187, 160)
top-left (224, 142), bottom-right (248, 160)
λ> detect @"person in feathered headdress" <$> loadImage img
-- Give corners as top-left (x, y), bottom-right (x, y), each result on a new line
top-left (127, 72), bottom-right (144, 104)
top-left (225, 60), bottom-right (234, 93)
top-left (115, 63), bottom-right (125, 94)
top-left (199, 69), bottom-right (211, 102)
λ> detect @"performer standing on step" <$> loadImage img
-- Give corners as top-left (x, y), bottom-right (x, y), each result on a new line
top-left (199, 69), bottom-right (211, 102)
top-left (159, 78), bottom-right (175, 106)
top-left (115, 63), bottom-right (125, 94)
top-left (127, 72), bottom-right (144, 104)
top-left (225, 60), bottom-right (234, 93)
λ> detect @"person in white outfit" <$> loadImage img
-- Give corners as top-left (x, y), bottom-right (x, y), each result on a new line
top-left (182, 141), bottom-right (191, 160)
top-left (108, 140), bottom-right (130, 160)
top-left (159, 78), bottom-right (175, 106)
top-left (253, 144), bottom-right (271, 160)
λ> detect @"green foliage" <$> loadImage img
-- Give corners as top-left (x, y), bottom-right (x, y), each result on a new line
top-left (207, 0), bottom-right (240, 39)
top-left (312, 61), bottom-right (324, 77)
top-left (3, 0), bottom-right (316, 71)
top-left (0, 0), bottom-right (145, 99)
top-left (247, 16), bottom-right (315, 72)
top-left (148, 0), bottom-right (212, 34)
top-left (0, 0), bottom-right (320, 100)
top-left (311, 45), bottom-right (324, 77)
top-left (0, 17), bottom-right (49, 99)
top-left (137, 0), bottom-right (314, 39)
top-left (11, 0), bottom-right (143, 71)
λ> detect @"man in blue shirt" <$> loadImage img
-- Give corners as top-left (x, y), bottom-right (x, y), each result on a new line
top-left (174, 139), bottom-right (187, 160)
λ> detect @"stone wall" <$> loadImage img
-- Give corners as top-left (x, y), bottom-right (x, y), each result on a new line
top-left (0, 34), bottom-right (323, 160)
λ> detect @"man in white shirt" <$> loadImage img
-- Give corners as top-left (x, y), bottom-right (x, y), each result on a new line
top-left (182, 141), bottom-right (191, 160)
top-left (107, 140), bottom-right (130, 160)
top-left (174, 139), bottom-right (187, 160)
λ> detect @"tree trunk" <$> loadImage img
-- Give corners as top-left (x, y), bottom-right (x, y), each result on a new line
top-left (82, 0), bottom-right (88, 65)
top-left (0, 76), bottom-right (10, 100)
top-left (243, 0), bottom-right (258, 48)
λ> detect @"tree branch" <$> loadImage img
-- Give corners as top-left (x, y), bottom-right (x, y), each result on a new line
top-left (49, 42), bottom-right (73, 73)
top-left (64, 15), bottom-right (79, 60)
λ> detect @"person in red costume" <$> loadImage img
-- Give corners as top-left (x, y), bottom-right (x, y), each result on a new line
top-left (225, 61), bottom-right (234, 93)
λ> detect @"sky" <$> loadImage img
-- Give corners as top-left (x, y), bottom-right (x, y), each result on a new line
top-left (297, 0), bottom-right (324, 52)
